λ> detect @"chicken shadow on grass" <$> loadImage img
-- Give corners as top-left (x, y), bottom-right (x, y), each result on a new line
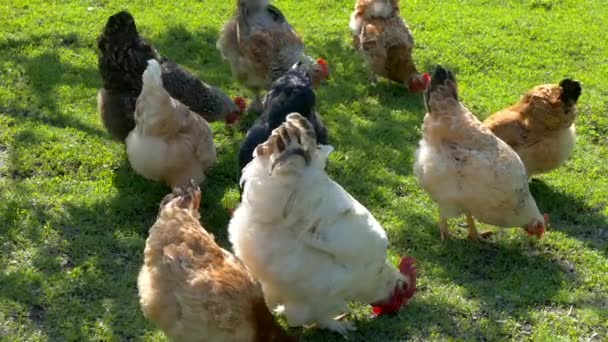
top-left (0, 177), bottom-right (158, 340)
top-left (378, 212), bottom-right (571, 340)
top-left (0, 144), bottom-right (239, 341)
top-left (150, 24), bottom-right (241, 96)
top-left (302, 38), bottom-right (427, 204)
top-left (109, 133), bottom-right (241, 243)
top-left (0, 31), bottom-right (105, 133)
top-left (530, 178), bottom-right (608, 256)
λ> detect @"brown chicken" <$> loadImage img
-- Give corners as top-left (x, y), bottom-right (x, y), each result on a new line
top-left (484, 79), bottom-right (582, 176)
top-left (138, 181), bottom-right (296, 342)
top-left (125, 60), bottom-right (216, 189)
top-left (349, 0), bottom-right (429, 91)
top-left (217, 0), bottom-right (329, 112)
top-left (413, 66), bottom-right (548, 241)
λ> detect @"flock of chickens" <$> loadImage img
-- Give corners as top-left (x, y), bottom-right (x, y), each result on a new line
top-left (94, 0), bottom-right (582, 341)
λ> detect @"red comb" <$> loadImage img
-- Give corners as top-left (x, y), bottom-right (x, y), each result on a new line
top-left (537, 213), bottom-right (549, 239)
top-left (371, 256), bottom-right (416, 316)
top-left (408, 73), bottom-right (431, 93)
top-left (422, 73), bottom-right (431, 86)
top-left (399, 256), bottom-right (417, 300)
top-left (233, 96), bottom-right (246, 113)
top-left (316, 57), bottom-right (329, 76)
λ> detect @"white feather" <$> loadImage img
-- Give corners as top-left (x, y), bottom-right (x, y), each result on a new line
top-left (229, 143), bottom-right (402, 328)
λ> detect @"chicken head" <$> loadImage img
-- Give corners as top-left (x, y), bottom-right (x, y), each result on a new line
top-left (225, 96), bottom-right (247, 125)
top-left (370, 256), bottom-right (417, 315)
top-left (525, 213), bottom-right (549, 239)
top-left (160, 180), bottom-right (201, 213)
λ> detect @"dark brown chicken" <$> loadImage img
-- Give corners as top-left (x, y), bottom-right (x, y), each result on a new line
top-left (97, 11), bottom-right (245, 141)
top-left (138, 181), bottom-right (296, 342)
top-left (484, 79), bottom-right (582, 176)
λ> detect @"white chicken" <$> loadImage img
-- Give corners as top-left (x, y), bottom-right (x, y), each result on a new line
top-left (228, 113), bottom-right (416, 337)
top-left (126, 60), bottom-right (216, 189)
top-left (413, 66), bottom-right (548, 241)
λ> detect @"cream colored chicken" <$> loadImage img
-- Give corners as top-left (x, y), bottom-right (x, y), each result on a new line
top-left (229, 113), bottom-right (416, 337)
top-left (137, 182), bottom-right (295, 342)
top-left (126, 60), bottom-right (216, 189)
top-left (413, 66), bottom-right (548, 240)
top-left (484, 79), bottom-right (582, 176)
top-left (349, 0), bottom-right (429, 91)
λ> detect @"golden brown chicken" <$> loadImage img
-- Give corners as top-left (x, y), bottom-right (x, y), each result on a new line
top-left (413, 66), bottom-right (548, 241)
top-left (138, 181), bottom-right (296, 342)
top-left (349, 0), bottom-right (429, 91)
top-left (125, 60), bottom-right (216, 189)
top-left (484, 79), bottom-right (582, 176)
top-left (217, 0), bottom-right (329, 112)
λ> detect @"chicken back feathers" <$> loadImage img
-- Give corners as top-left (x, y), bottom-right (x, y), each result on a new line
top-left (349, 0), bottom-right (429, 91)
top-left (97, 11), bottom-right (243, 141)
top-left (229, 113), bottom-right (415, 336)
top-left (217, 0), bottom-right (322, 96)
top-left (414, 66), bottom-right (546, 238)
top-left (484, 79), bottom-right (582, 176)
top-left (138, 182), bottom-right (295, 342)
top-left (125, 60), bottom-right (216, 189)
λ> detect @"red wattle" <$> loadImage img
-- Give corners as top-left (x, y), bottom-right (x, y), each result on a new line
top-left (399, 256), bottom-right (416, 300)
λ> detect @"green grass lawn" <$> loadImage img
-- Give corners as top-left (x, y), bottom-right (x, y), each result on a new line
top-left (1, 0), bottom-right (607, 340)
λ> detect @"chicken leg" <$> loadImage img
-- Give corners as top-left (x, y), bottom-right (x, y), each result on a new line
top-left (317, 318), bottom-right (357, 338)
top-left (466, 213), bottom-right (479, 240)
top-left (466, 212), bottom-right (493, 241)
top-left (439, 217), bottom-right (450, 240)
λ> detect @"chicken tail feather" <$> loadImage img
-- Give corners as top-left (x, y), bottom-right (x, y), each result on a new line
top-left (424, 65), bottom-right (459, 111)
top-left (142, 59), bottom-right (163, 93)
top-left (559, 79), bottom-right (582, 106)
top-left (399, 256), bottom-right (417, 300)
top-left (255, 113), bottom-right (317, 174)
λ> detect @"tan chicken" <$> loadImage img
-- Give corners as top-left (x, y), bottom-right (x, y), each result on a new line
top-left (229, 114), bottom-right (416, 337)
top-left (137, 181), bottom-right (296, 342)
top-left (126, 60), bottom-right (216, 189)
top-left (484, 79), bottom-right (582, 176)
top-left (349, 0), bottom-right (429, 91)
top-left (217, 0), bottom-right (329, 111)
top-left (413, 66), bottom-right (548, 241)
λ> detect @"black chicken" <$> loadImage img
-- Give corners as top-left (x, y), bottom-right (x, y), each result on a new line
top-left (237, 60), bottom-right (329, 189)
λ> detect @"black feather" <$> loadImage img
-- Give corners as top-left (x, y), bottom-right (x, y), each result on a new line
top-left (237, 63), bottom-right (329, 191)
top-left (558, 79), bottom-right (582, 106)
top-left (424, 65), bottom-right (458, 109)
top-left (266, 4), bottom-right (287, 22)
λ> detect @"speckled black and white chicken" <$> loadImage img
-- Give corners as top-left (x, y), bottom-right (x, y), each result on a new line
top-left (97, 11), bottom-right (245, 141)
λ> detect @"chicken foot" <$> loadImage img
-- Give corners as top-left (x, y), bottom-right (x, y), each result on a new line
top-left (466, 213), bottom-right (493, 241)
top-left (317, 318), bottom-right (357, 338)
